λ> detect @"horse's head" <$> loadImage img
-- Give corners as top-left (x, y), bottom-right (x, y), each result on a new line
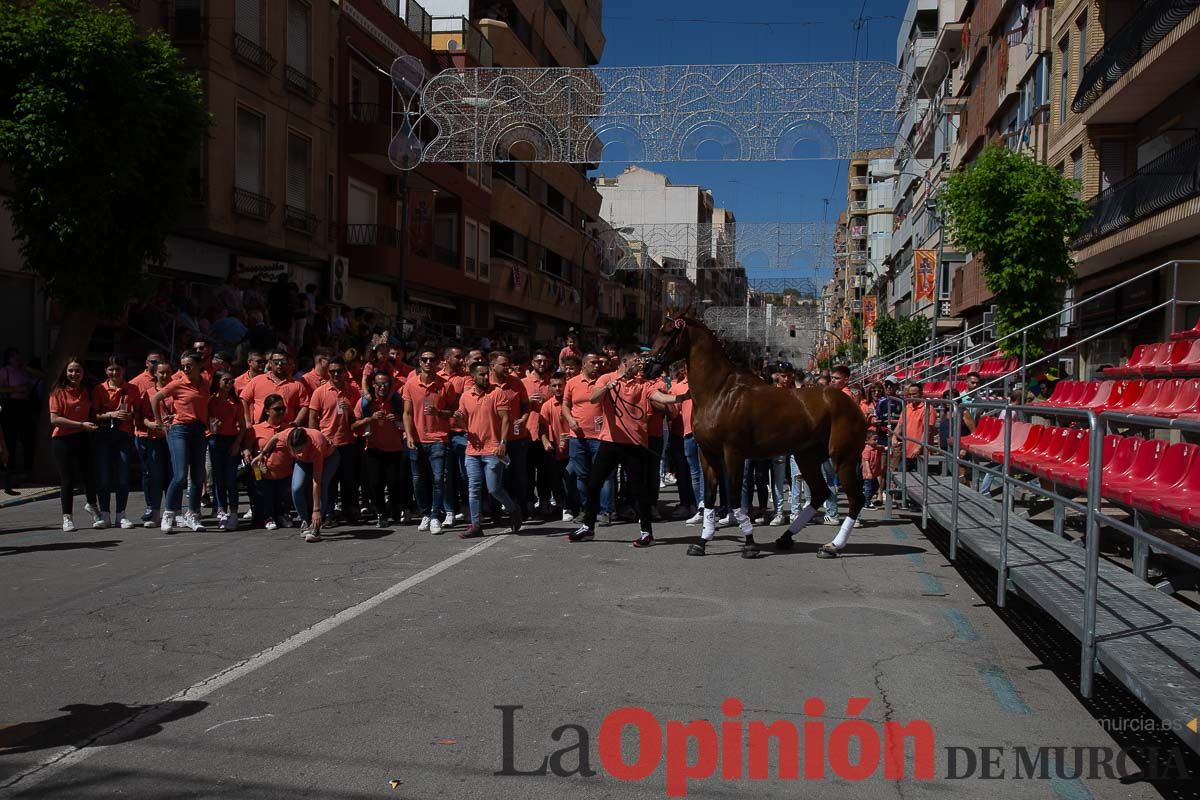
top-left (644, 311), bottom-right (693, 379)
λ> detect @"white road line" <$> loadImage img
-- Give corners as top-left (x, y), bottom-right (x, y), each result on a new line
top-left (0, 535), bottom-right (507, 797)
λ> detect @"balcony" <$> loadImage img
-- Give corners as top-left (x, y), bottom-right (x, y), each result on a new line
top-left (1074, 0), bottom-right (1200, 119)
top-left (381, 0), bottom-right (433, 47)
top-left (344, 103), bottom-right (393, 172)
top-left (284, 66), bottom-right (320, 102)
top-left (849, 175), bottom-right (869, 188)
top-left (232, 32), bottom-right (276, 74)
top-left (433, 244), bottom-right (460, 267)
top-left (284, 206), bottom-right (319, 236)
top-left (432, 16), bottom-right (493, 66)
top-left (232, 187), bottom-right (272, 220)
top-left (1072, 134), bottom-right (1199, 247)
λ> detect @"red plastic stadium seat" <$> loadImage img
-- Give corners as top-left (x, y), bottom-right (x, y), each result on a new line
top-left (1072, 381), bottom-right (1101, 407)
top-left (1103, 436), bottom-right (1143, 483)
top-left (1127, 443), bottom-right (1198, 512)
top-left (1169, 319), bottom-right (1200, 341)
top-left (1038, 380), bottom-right (1077, 406)
top-left (957, 362), bottom-right (978, 377)
top-left (1159, 378), bottom-right (1200, 417)
top-left (988, 422), bottom-right (1037, 463)
top-left (1087, 380), bottom-right (1141, 413)
top-left (1039, 428), bottom-right (1088, 483)
top-left (1121, 379), bottom-right (1166, 416)
top-left (1150, 449), bottom-right (1200, 524)
top-left (962, 416), bottom-right (1000, 453)
top-left (1168, 339), bottom-right (1200, 376)
top-left (1014, 427), bottom-right (1072, 473)
top-left (1137, 341), bottom-right (1180, 376)
top-left (1102, 438), bottom-right (1170, 505)
top-left (1104, 345), bottom-right (1150, 377)
top-left (1057, 434), bottom-right (1121, 491)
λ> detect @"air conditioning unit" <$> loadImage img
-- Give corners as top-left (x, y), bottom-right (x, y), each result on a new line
top-left (329, 255), bottom-right (348, 303)
top-left (940, 301), bottom-right (952, 317)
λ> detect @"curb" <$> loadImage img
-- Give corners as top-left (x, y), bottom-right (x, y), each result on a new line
top-left (0, 489), bottom-right (60, 510)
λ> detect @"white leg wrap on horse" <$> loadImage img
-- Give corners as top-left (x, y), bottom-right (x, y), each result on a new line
top-left (733, 506), bottom-right (753, 535)
top-left (830, 516), bottom-right (855, 549)
top-left (787, 505), bottom-right (818, 535)
top-left (701, 507), bottom-right (717, 541)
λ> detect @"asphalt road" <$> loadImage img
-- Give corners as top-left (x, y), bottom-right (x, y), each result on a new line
top-left (0, 489), bottom-right (1194, 799)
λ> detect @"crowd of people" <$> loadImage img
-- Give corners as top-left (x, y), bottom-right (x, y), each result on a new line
top-left (39, 319), bottom-right (995, 547)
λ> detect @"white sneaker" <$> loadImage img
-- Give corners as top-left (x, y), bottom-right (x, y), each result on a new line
top-left (429, 516), bottom-right (443, 535)
top-left (685, 511), bottom-right (703, 525)
top-left (659, 478), bottom-right (668, 488)
top-left (562, 510), bottom-right (574, 522)
top-left (418, 515), bottom-right (431, 531)
top-left (265, 519), bottom-right (278, 531)
top-left (182, 512), bottom-right (206, 532)
top-left (241, 508), bottom-right (254, 521)
top-left (215, 511), bottom-right (227, 528)
top-left (443, 511), bottom-right (455, 528)
top-left (160, 511), bottom-right (176, 532)
top-left (143, 510), bottom-right (157, 529)
top-left (398, 510), bottom-right (409, 524)
top-left (769, 513), bottom-right (785, 526)
top-left (454, 512), bottom-right (465, 523)
top-left (304, 528), bottom-right (322, 543)
top-left (754, 515), bottom-right (767, 525)
top-left (84, 503), bottom-right (99, 524)
top-left (822, 516), bottom-right (839, 526)
top-left (62, 515), bottom-right (76, 532)
top-left (93, 511), bottom-right (109, 530)
top-left (853, 518), bottom-right (863, 528)
top-left (718, 513), bottom-right (734, 527)
top-left (118, 514), bottom-right (134, 530)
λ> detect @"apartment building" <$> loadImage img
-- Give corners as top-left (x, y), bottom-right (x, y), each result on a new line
top-left (1050, 0), bottom-right (1200, 355)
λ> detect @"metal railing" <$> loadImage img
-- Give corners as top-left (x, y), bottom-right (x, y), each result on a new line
top-left (283, 205), bottom-right (318, 236)
top-left (346, 223), bottom-right (400, 247)
top-left (232, 187), bottom-right (273, 220)
top-left (1072, 0), bottom-right (1200, 114)
top-left (1072, 134), bottom-right (1200, 247)
top-left (284, 66), bottom-right (321, 101)
top-left (380, 0), bottom-right (433, 46)
top-left (348, 102), bottom-right (386, 125)
top-left (432, 16), bottom-right (493, 67)
top-left (232, 32), bottom-right (276, 73)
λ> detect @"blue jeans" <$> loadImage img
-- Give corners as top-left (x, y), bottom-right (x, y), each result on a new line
top-left (444, 433), bottom-right (468, 514)
top-left (207, 435), bottom-right (240, 514)
top-left (292, 449), bottom-right (342, 523)
top-left (684, 435), bottom-right (731, 511)
top-left (135, 436), bottom-right (170, 514)
top-left (94, 427), bottom-right (133, 514)
top-left (568, 437), bottom-right (613, 514)
top-left (741, 459), bottom-right (771, 512)
top-left (166, 423), bottom-right (207, 513)
top-left (465, 454), bottom-right (515, 526)
top-left (504, 439), bottom-right (531, 510)
top-left (408, 441), bottom-right (447, 517)
top-left (255, 476), bottom-right (290, 524)
top-left (790, 456), bottom-right (838, 518)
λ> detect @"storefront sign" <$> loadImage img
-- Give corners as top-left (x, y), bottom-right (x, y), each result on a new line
top-left (233, 255), bottom-right (290, 281)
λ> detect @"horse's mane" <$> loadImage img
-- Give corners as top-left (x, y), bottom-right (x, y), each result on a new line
top-left (677, 314), bottom-right (770, 385)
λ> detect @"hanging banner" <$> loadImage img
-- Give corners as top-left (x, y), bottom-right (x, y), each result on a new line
top-left (863, 294), bottom-right (878, 329)
top-left (915, 249), bottom-right (937, 303)
top-left (841, 318), bottom-right (853, 342)
top-left (512, 264), bottom-right (524, 292)
top-left (407, 190), bottom-right (435, 259)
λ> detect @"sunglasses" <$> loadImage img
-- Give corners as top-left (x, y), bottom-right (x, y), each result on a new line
top-left (268, 405), bottom-right (285, 413)
top-left (270, 358), bottom-right (288, 364)
top-left (328, 368), bottom-right (344, 375)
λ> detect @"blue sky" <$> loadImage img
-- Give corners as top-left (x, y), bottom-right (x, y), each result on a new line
top-left (592, 0), bottom-right (903, 283)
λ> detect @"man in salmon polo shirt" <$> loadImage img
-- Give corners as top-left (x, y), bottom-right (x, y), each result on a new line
top-left (128, 350), bottom-right (163, 526)
top-left (301, 346), bottom-right (334, 394)
top-left (307, 356), bottom-right (362, 525)
top-left (240, 348), bottom-right (311, 429)
top-left (567, 351), bottom-right (687, 548)
top-left (561, 351), bottom-right (615, 525)
top-left (489, 352), bottom-right (531, 518)
top-left (439, 345), bottom-right (470, 528)
top-left (455, 361), bottom-right (518, 539)
top-left (403, 346), bottom-right (455, 534)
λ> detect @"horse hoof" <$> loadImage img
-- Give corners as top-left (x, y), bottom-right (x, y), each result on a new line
top-left (741, 546), bottom-right (763, 559)
top-left (686, 543), bottom-right (707, 557)
top-left (774, 536), bottom-right (794, 551)
top-left (816, 544), bottom-right (839, 559)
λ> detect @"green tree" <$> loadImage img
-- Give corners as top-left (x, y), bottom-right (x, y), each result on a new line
top-left (940, 144), bottom-right (1089, 357)
top-left (874, 314), bottom-right (929, 359)
top-left (0, 0), bottom-right (208, 365)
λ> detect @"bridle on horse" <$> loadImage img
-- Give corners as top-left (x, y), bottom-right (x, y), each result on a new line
top-left (642, 316), bottom-right (688, 370)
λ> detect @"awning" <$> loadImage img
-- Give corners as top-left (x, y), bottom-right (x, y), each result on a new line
top-left (493, 309), bottom-right (530, 324)
top-left (407, 292), bottom-right (457, 311)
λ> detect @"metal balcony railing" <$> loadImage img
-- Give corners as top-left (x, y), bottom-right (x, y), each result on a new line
top-left (1072, 133), bottom-right (1200, 247)
top-left (432, 16), bottom-right (493, 66)
top-left (380, 0), bottom-right (434, 46)
top-left (348, 102), bottom-right (386, 125)
top-left (232, 32), bottom-right (276, 73)
top-left (347, 223), bottom-right (400, 247)
top-left (850, 200), bottom-right (868, 211)
top-left (284, 66), bottom-right (320, 102)
top-left (232, 187), bottom-right (273, 220)
top-left (849, 175), bottom-right (869, 188)
top-left (283, 206), bottom-right (319, 236)
top-left (1072, 0), bottom-right (1200, 114)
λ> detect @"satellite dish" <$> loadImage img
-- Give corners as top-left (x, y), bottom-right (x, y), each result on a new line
top-left (388, 122), bottom-right (424, 170)
top-left (390, 55), bottom-right (426, 94)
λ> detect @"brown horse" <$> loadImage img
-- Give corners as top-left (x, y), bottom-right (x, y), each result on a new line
top-left (645, 314), bottom-right (868, 558)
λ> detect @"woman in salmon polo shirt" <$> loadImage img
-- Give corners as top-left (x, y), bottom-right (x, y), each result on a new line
top-left (244, 394), bottom-right (294, 531)
top-left (90, 355), bottom-right (142, 530)
top-left (151, 349), bottom-right (211, 533)
top-left (207, 370), bottom-right (246, 531)
top-left (283, 427), bottom-right (339, 542)
top-left (138, 361), bottom-right (175, 527)
top-left (48, 356), bottom-right (99, 532)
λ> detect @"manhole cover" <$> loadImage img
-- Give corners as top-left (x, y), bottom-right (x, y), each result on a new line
top-left (615, 595), bottom-right (727, 620)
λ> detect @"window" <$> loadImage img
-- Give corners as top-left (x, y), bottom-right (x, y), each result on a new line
top-left (1099, 140), bottom-right (1125, 191)
top-left (235, 0), bottom-right (261, 44)
top-left (477, 226), bottom-right (490, 280)
top-left (480, 165), bottom-right (492, 191)
top-left (938, 259), bottom-right (951, 300)
top-left (434, 211), bottom-right (458, 263)
top-left (287, 0), bottom-right (310, 75)
top-left (466, 162), bottom-right (479, 183)
top-left (286, 133), bottom-right (309, 211)
top-left (1058, 37), bottom-right (1069, 125)
top-left (235, 107), bottom-right (264, 193)
top-left (1076, 12), bottom-right (1088, 90)
top-left (546, 186), bottom-right (566, 218)
top-left (175, 0), bottom-right (203, 39)
top-left (543, 249), bottom-right (565, 279)
top-left (326, 173), bottom-right (335, 233)
top-left (1071, 147), bottom-right (1083, 197)
top-left (346, 179), bottom-right (376, 226)
top-left (465, 218), bottom-right (478, 277)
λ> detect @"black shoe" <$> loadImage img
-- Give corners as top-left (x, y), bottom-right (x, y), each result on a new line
top-left (459, 525), bottom-right (483, 539)
top-left (510, 508), bottom-right (523, 534)
top-left (775, 534), bottom-right (794, 551)
top-left (632, 532), bottom-right (654, 548)
top-left (568, 525), bottom-right (594, 542)
top-left (741, 544), bottom-right (764, 559)
top-left (686, 541), bottom-right (707, 556)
